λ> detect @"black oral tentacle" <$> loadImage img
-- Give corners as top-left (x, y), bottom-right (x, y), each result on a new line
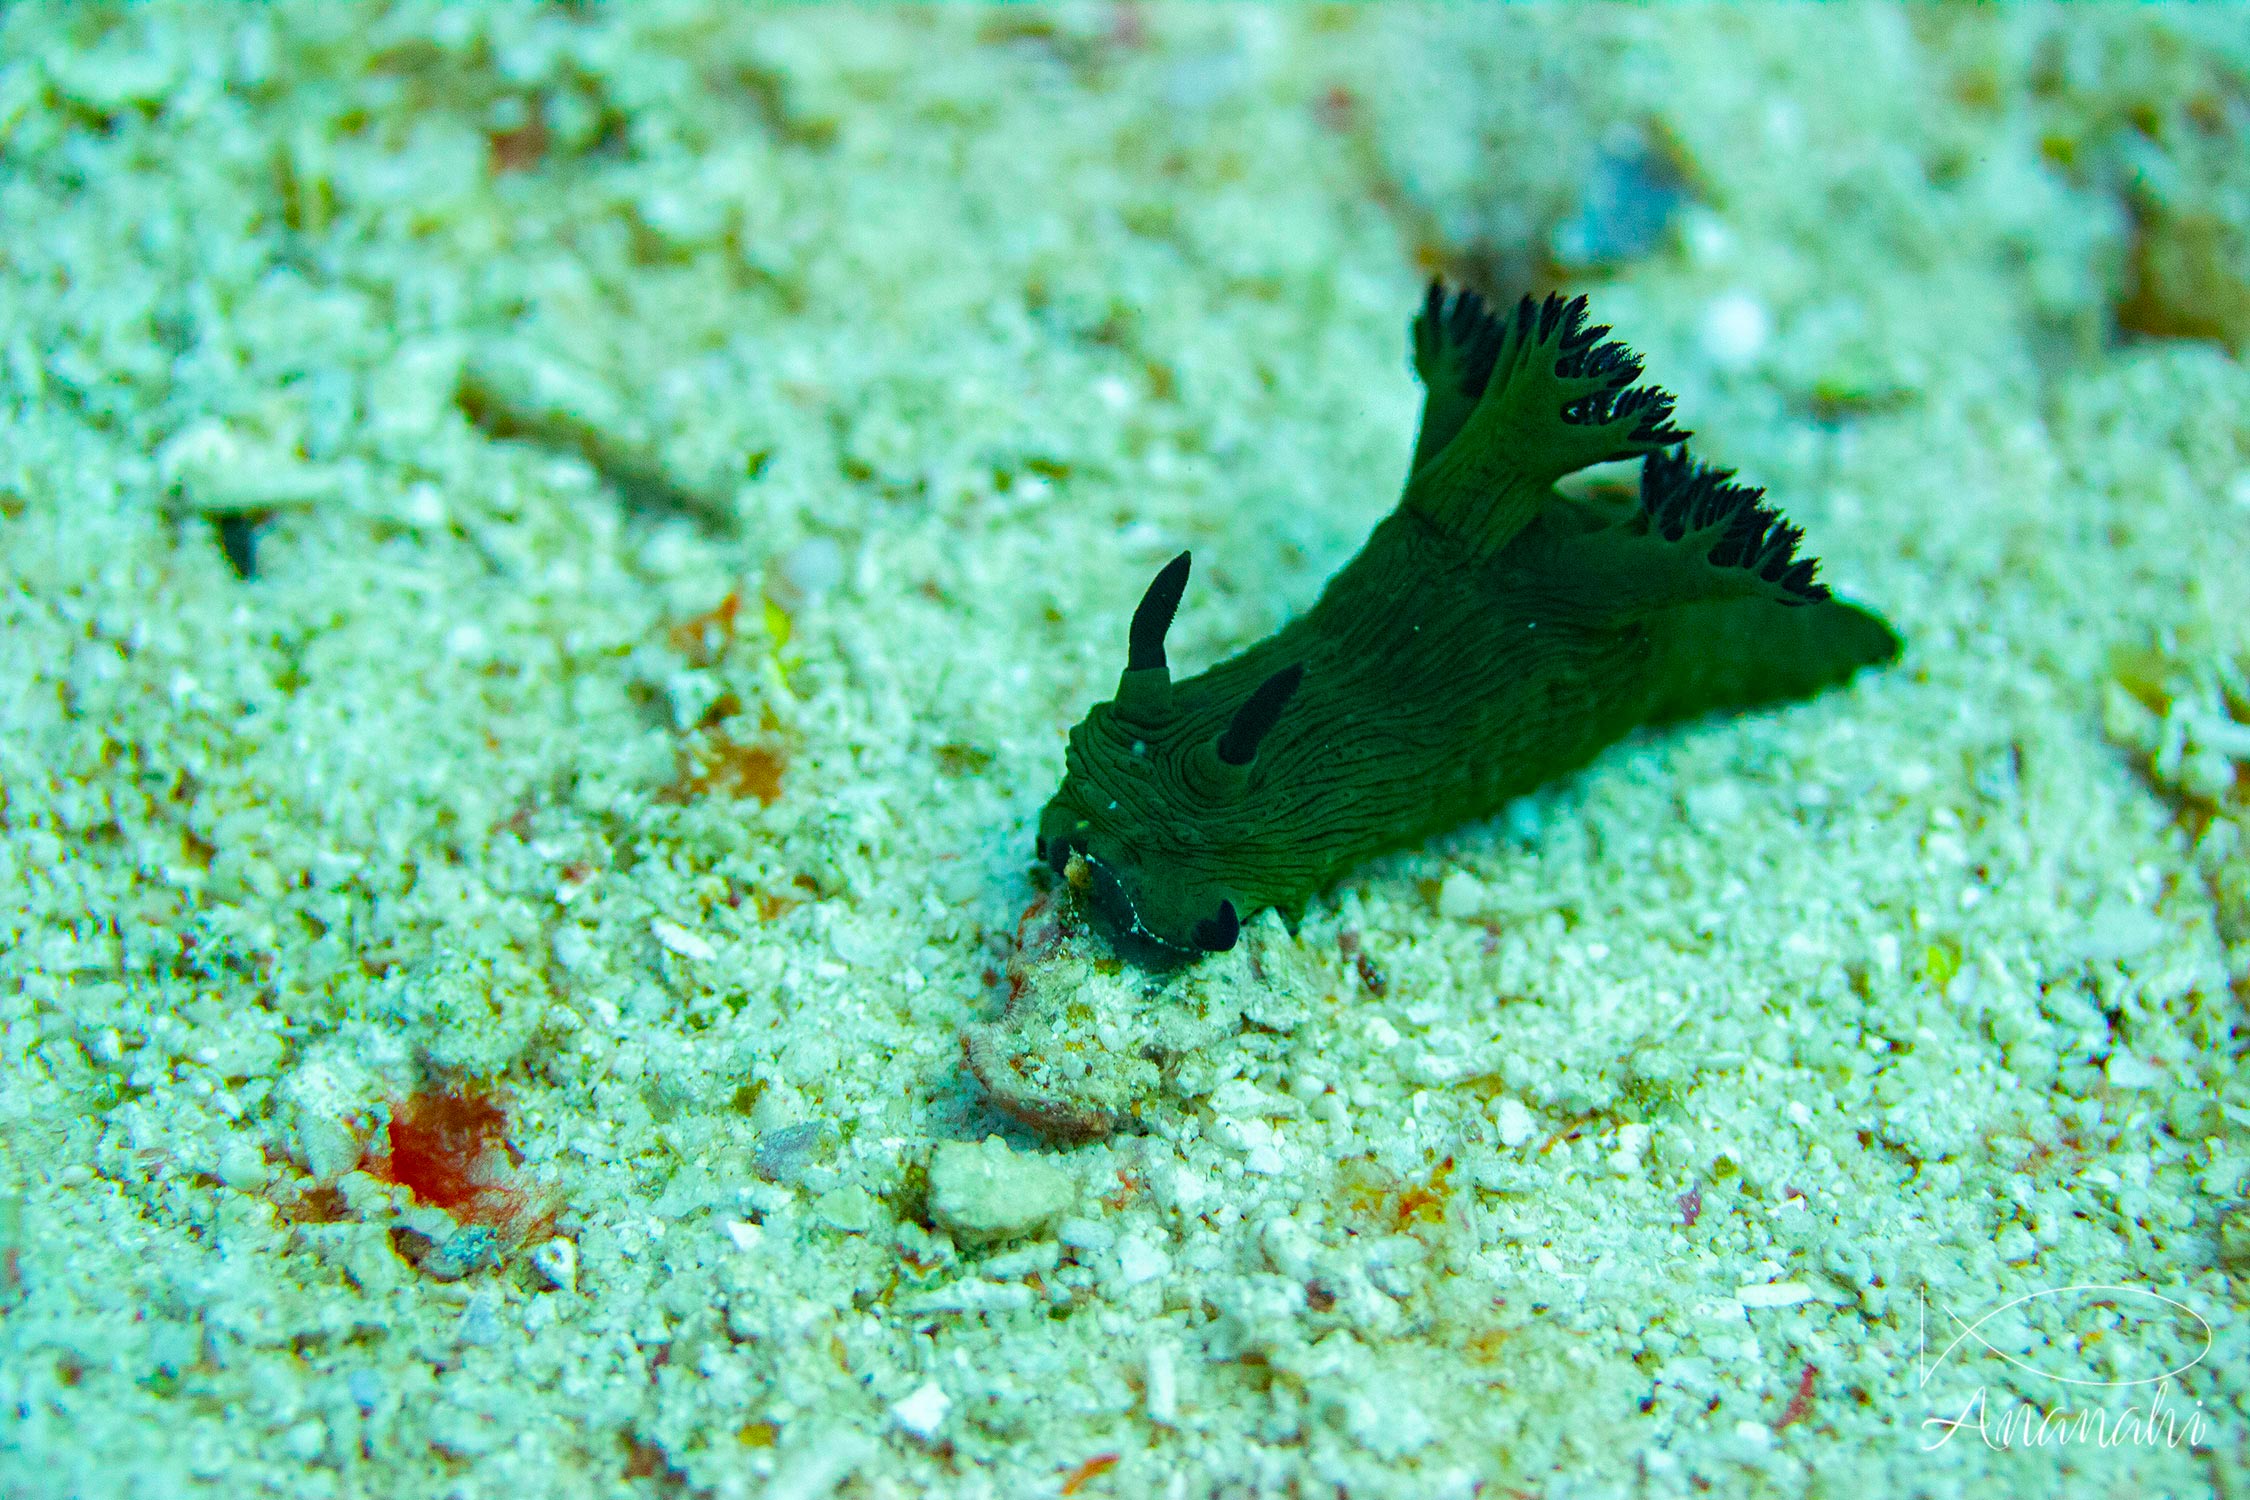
top-left (1193, 899), bottom-right (1240, 953)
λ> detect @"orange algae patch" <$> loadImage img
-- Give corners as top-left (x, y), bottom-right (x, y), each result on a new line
top-left (661, 686), bottom-right (790, 805)
top-left (278, 1183), bottom-right (353, 1225)
top-left (1460, 1327), bottom-right (1515, 1365)
top-left (367, 1083), bottom-right (539, 1230)
top-left (656, 590), bottom-right (796, 804)
top-left (1390, 1155), bottom-right (1455, 1230)
top-left (663, 733), bottom-right (787, 805)
top-left (667, 591), bottom-right (742, 668)
top-left (485, 98), bottom-right (550, 175)
top-left (1333, 1154), bottom-right (1456, 1235)
top-left (1060, 1453), bottom-right (1120, 1494)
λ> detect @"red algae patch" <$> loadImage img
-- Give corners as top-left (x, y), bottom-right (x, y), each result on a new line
top-left (367, 1083), bottom-right (539, 1231)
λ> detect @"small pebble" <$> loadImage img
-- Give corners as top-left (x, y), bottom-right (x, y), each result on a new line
top-left (216, 1140), bottom-right (269, 1191)
top-left (768, 536), bottom-right (845, 611)
top-left (1145, 1342), bottom-right (1179, 1426)
top-left (346, 1369), bottom-right (385, 1413)
top-left (979, 1240), bottom-right (1062, 1280)
top-left (2079, 906), bottom-right (2167, 964)
top-left (457, 1292), bottom-right (502, 1346)
top-left (811, 1185), bottom-right (884, 1236)
top-left (1056, 1216), bottom-right (1115, 1253)
top-left (750, 1121), bottom-right (835, 1186)
top-left (889, 1381), bottom-right (951, 1442)
top-left (1112, 1235), bottom-right (1170, 1288)
top-left (530, 1236), bottom-right (578, 1293)
top-left (926, 1136), bottom-right (1074, 1246)
top-left (1435, 870), bottom-right (1484, 920)
top-left (1609, 1123), bottom-right (1651, 1171)
top-left (1491, 1097), bottom-right (1536, 1150)
top-left (1700, 291), bottom-right (1771, 372)
top-left (294, 1114), bottom-right (364, 1184)
top-left (650, 917), bottom-right (717, 962)
top-left (282, 1420), bottom-right (327, 1462)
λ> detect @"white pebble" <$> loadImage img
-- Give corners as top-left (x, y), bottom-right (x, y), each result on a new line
top-left (811, 1185), bottom-right (884, 1235)
top-left (1491, 1097), bottom-right (1536, 1150)
top-left (1700, 291), bottom-right (1771, 372)
top-left (770, 536), bottom-right (845, 611)
top-left (216, 1140), bottom-right (268, 1192)
top-left (295, 1114), bottom-right (363, 1183)
top-left (2105, 1051), bottom-right (2162, 1091)
top-left (530, 1237), bottom-right (578, 1293)
top-left (403, 481), bottom-right (447, 527)
top-left (980, 1240), bottom-right (1061, 1280)
top-left (1145, 1342), bottom-right (1179, 1426)
top-left (1112, 1234), bottom-right (1171, 1289)
top-left (650, 918), bottom-right (717, 962)
top-left (1436, 870), bottom-right (1484, 920)
top-left (926, 1137), bottom-right (1073, 1246)
top-left (889, 1382), bottom-right (951, 1441)
top-left (1056, 1216), bottom-right (1115, 1252)
top-left (1736, 1281), bottom-right (1813, 1308)
top-left (456, 1293), bottom-right (501, 1346)
top-left (2080, 907), bottom-right (2167, 964)
top-left (280, 1060), bottom-right (377, 1183)
top-left (1609, 1123), bottom-right (1651, 1171)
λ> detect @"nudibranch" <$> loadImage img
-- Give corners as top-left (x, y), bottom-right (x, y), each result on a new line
top-left (1038, 284), bottom-right (1900, 967)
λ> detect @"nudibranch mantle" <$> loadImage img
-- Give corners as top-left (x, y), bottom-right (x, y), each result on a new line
top-left (1039, 285), bottom-right (1900, 966)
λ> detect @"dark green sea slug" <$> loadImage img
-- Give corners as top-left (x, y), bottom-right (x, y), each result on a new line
top-left (1038, 284), bottom-right (1900, 967)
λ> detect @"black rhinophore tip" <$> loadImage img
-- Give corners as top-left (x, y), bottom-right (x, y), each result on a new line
top-left (1216, 663), bottom-right (1305, 766)
top-left (1193, 899), bottom-right (1240, 953)
top-left (1127, 551), bottom-right (1192, 673)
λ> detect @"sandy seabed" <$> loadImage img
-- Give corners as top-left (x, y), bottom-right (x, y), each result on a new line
top-left (2, 6), bottom-right (2247, 1497)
